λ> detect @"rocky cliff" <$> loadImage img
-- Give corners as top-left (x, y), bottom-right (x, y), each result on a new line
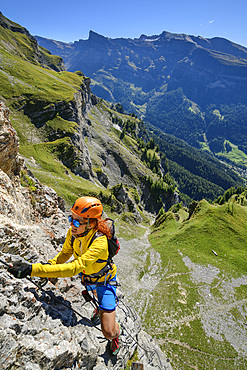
top-left (18, 73), bottom-right (177, 214)
top-left (0, 101), bottom-right (172, 369)
top-left (0, 102), bottom-right (23, 177)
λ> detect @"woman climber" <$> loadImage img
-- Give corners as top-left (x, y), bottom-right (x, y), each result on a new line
top-left (8, 196), bottom-right (121, 356)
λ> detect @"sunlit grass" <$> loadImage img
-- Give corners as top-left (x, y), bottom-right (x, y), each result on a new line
top-left (0, 47), bottom-right (84, 105)
top-left (216, 140), bottom-right (247, 168)
top-left (146, 199), bottom-right (247, 369)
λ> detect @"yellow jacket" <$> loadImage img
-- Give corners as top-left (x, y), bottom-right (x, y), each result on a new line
top-left (31, 227), bottom-right (117, 282)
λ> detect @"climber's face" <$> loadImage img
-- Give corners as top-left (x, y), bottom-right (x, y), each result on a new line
top-left (69, 213), bottom-right (88, 235)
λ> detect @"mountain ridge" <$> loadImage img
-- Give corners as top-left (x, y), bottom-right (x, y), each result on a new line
top-left (35, 29), bottom-right (247, 81)
top-left (35, 28), bottom-right (247, 171)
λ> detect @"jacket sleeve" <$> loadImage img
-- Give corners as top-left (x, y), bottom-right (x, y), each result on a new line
top-left (48, 229), bottom-right (73, 265)
top-left (31, 234), bottom-right (108, 278)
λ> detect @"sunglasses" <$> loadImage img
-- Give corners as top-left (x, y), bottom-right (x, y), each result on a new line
top-left (68, 215), bottom-right (88, 228)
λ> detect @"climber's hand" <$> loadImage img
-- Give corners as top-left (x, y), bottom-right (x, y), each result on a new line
top-left (7, 261), bottom-right (32, 279)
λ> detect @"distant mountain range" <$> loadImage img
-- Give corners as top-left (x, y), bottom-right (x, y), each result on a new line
top-left (36, 30), bottom-right (247, 108)
top-left (36, 31), bottom-right (247, 169)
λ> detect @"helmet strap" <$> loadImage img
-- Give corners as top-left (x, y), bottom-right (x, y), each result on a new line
top-left (76, 228), bottom-right (91, 238)
top-left (76, 218), bottom-right (90, 237)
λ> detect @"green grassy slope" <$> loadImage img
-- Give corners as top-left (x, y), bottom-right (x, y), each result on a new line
top-left (0, 14), bottom-right (175, 218)
top-left (0, 12), bottom-right (64, 70)
top-left (0, 15), bottom-right (112, 207)
top-left (146, 199), bottom-right (247, 369)
top-left (0, 49), bottom-right (170, 220)
top-left (0, 34), bottom-right (98, 205)
top-left (0, 48), bottom-right (83, 107)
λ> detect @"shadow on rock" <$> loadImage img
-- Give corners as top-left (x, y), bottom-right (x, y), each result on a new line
top-left (25, 287), bottom-right (78, 327)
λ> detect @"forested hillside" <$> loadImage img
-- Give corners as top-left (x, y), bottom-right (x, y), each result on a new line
top-left (146, 124), bottom-right (244, 202)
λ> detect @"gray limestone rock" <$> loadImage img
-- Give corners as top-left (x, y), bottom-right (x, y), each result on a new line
top-left (0, 100), bottom-right (171, 368)
top-left (0, 102), bottom-right (23, 177)
top-left (0, 180), bottom-right (172, 370)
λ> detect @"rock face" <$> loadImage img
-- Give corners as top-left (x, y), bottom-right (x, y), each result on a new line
top-left (0, 101), bottom-right (172, 369)
top-left (0, 102), bottom-right (23, 177)
top-left (21, 77), bottom-right (95, 180)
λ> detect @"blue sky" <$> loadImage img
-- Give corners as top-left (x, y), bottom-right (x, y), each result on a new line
top-left (1, 0), bottom-right (246, 47)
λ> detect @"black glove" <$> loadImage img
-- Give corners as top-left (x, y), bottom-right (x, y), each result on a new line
top-left (8, 261), bottom-right (32, 279)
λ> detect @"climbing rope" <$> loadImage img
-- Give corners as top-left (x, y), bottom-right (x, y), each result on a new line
top-left (118, 298), bottom-right (166, 370)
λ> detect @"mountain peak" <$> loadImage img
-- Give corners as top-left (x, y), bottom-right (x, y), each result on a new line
top-left (88, 30), bottom-right (108, 42)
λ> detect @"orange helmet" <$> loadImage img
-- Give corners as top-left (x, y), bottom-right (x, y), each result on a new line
top-left (71, 196), bottom-right (103, 219)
